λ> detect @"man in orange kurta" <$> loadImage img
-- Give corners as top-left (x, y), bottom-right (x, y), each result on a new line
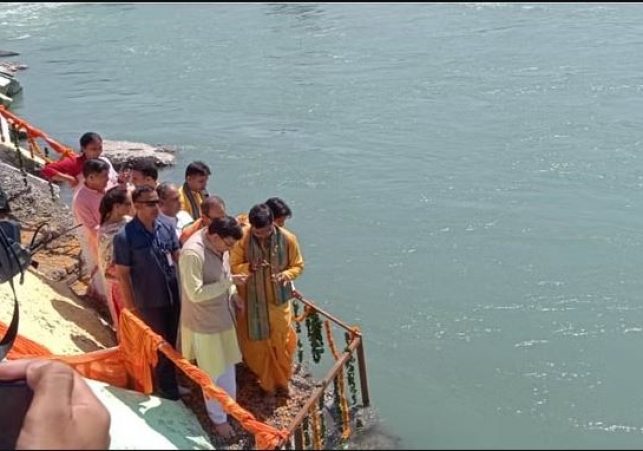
top-left (230, 203), bottom-right (304, 395)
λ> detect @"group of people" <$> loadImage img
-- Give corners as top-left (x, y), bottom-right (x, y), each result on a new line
top-left (39, 132), bottom-right (306, 438)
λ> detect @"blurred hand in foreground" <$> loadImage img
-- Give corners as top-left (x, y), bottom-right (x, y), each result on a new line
top-left (0, 359), bottom-right (111, 450)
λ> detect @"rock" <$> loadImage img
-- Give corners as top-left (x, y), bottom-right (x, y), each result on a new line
top-left (46, 268), bottom-right (67, 282)
top-left (0, 162), bottom-right (65, 226)
top-left (344, 421), bottom-right (401, 450)
top-left (0, 62), bottom-right (28, 73)
top-left (102, 139), bottom-right (177, 169)
top-left (0, 50), bottom-right (20, 58)
top-left (0, 161), bottom-right (80, 279)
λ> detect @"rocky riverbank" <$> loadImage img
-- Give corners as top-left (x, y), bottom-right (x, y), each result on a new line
top-left (0, 161), bottom-right (116, 352)
top-left (1, 162), bottom-right (80, 282)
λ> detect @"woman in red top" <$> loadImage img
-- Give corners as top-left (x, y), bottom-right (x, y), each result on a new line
top-left (40, 132), bottom-right (117, 188)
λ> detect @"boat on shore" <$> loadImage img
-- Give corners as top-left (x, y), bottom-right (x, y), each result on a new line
top-left (0, 55), bottom-right (28, 107)
top-left (0, 70), bottom-right (21, 107)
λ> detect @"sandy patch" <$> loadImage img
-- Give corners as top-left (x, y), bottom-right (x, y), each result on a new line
top-left (0, 269), bottom-right (116, 355)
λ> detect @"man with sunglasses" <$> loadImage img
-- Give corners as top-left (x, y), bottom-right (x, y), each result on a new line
top-left (112, 185), bottom-right (182, 400)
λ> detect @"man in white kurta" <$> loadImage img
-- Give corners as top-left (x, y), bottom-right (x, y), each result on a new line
top-left (178, 217), bottom-right (246, 438)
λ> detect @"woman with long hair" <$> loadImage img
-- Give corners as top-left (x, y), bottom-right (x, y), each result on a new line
top-left (97, 186), bottom-right (132, 335)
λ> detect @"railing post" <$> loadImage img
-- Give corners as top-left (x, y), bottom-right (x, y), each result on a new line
top-left (294, 425), bottom-right (304, 450)
top-left (356, 336), bottom-right (370, 407)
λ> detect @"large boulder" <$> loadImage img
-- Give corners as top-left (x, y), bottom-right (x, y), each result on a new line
top-left (102, 140), bottom-right (177, 169)
top-left (0, 161), bottom-right (66, 227)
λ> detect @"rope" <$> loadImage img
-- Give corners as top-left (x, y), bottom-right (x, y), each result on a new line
top-left (27, 133), bottom-right (53, 164)
top-left (10, 124), bottom-right (28, 188)
top-left (302, 417), bottom-right (311, 449)
top-left (25, 130), bottom-right (59, 199)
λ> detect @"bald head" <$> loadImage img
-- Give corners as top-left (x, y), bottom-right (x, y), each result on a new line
top-left (201, 195), bottom-right (226, 225)
top-left (156, 182), bottom-right (181, 217)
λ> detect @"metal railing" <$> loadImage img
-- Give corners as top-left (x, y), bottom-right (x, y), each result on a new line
top-left (278, 294), bottom-right (370, 450)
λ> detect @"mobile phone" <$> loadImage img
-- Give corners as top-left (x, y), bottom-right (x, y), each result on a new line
top-left (0, 380), bottom-right (33, 450)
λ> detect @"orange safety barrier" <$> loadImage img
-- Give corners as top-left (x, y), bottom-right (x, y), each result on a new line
top-left (0, 319), bottom-right (129, 388)
top-left (0, 106), bottom-right (76, 160)
top-left (1, 308), bottom-right (290, 450)
top-left (324, 320), bottom-right (351, 440)
top-left (118, 309), bottom-right (290, 450)
top-left (0, 321), bottom-right (52, 358)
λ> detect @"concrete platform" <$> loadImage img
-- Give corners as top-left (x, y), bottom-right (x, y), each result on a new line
top-left (85, 378), bottom-right (215, 450)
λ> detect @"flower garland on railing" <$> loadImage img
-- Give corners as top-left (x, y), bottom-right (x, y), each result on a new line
top-left (305, 309), bottom-right (324, 364)
top-left (344, 331), bottom-right (358, 406)
top-left (325, 320), bottom-right (351, 440)
top-left (293, 302), bottom-right (312, 322)
top-left (310, 403), bottom-right (323, 450)
top-left (332, 375), bottom-right (343, 428)
top-left (292, 301), bottom-right (304, 364)
top-left (318, 395), bottom-right (326, 442)
top-left (290, 295), bottom-right (365, 446)
top-left (302, 416), bottom-right (311, 449)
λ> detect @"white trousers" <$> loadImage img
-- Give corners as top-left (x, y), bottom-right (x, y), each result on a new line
top-left (77, 230), bottom-right (106, 298)
top-left (204, 364), bottom-right (236, 424)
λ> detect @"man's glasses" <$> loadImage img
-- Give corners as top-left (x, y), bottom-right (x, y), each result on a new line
top-left (136, 200), bottom-right (160, 207)
top-left (215, 235), bottom-right (237, 249)
top-left (252, 225), bottom-right (274, 239)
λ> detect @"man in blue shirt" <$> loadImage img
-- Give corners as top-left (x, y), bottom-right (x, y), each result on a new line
top-left (113, 184), bottom-right (181, 400)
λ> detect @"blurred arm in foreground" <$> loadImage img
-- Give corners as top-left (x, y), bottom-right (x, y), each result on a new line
top-left (0, 359), bottom-right (111, 450)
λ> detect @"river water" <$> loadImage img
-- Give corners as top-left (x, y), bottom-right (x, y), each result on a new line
top-left (2, 2), bottom-right (643, 448)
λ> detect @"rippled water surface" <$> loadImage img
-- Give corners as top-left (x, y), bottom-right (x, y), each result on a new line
top-left (3, 2), bottom-right (643, 448)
